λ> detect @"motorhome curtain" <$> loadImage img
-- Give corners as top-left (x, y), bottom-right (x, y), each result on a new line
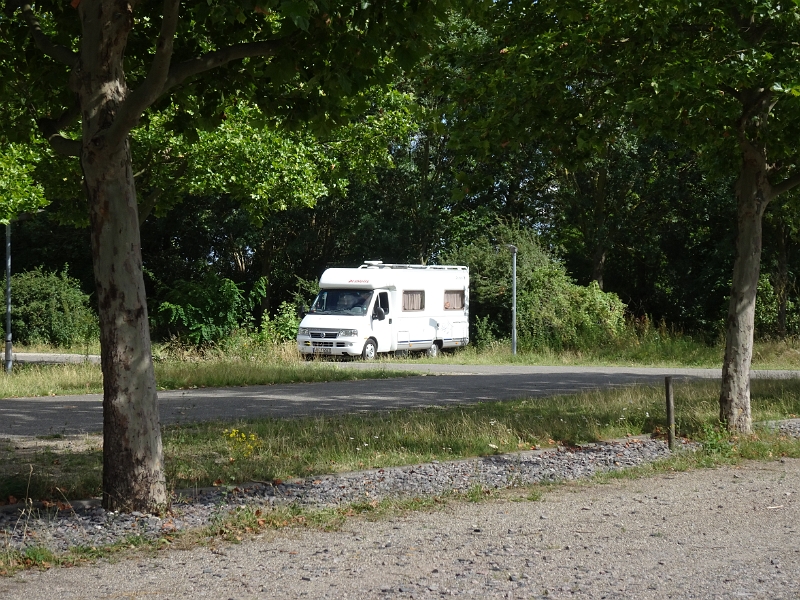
top-left (444, 291), bottom-right (464, 310)
top-left (402, 290), bottom-right (424, 311)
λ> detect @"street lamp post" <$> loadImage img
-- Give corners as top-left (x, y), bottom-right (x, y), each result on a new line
top-left (4, 212), bottom-right (39, 374)
top-left (505, 244), bottom-right (517, 355)
top-left (5, 222), bottom-right (11, 373)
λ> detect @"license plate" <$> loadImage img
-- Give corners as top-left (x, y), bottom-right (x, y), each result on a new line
top-left (312, 347), bottom-right (332, 354)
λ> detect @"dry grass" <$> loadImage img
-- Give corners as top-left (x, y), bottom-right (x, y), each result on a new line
top-left (3, 377), bottom-right (799, 503)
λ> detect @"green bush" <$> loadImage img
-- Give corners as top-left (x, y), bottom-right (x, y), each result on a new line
top-left (156, 274), bottom-right (266, 345)
top-left (2, 267), bottom-right (98, 347)
top-left (754, 273), bottom-right (799, 337)
top-left (442, 222), bottom-right (626, 351)
top-left (259, 301), bottom-right (301, 343)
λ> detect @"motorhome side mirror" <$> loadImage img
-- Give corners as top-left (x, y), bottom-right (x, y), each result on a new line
top-left (300, 305), bottom-right (308, 317)
top-left (373, 306), bottom-right (386, 321)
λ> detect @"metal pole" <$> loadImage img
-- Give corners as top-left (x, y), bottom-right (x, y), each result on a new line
top-left (665, 376), bottom-right (675, 450)
top-left (511, 249), bottom-right (517, 355)
top-left (5, 222), bottom-right (11, 373)
top-left (504, 244), bottom-right (517, 356)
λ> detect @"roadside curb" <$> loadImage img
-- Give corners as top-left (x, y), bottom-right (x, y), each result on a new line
top-left (12, 353), bottom-right (100, 366)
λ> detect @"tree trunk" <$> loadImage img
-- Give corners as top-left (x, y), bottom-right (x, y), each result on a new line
top-left (589, 164), bottom-right (608, 290)
top-left (590, 244), bottom-right (607, 291)
top-left (719, 144), bottom-right (771, 434)
top-left (258, 239), bottom-right (271, 324)
top-left (775, 222), bottom-right (789, 339)
top-left (78, 0), bottom-right (166, 512)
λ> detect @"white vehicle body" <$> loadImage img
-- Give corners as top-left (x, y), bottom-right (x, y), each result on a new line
top-left (297, 261), bottom-right (469, 358)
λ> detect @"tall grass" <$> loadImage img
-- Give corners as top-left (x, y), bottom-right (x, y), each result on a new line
top-left (0, 338), bottom-right (411, 399)
top-left (411, 326), bottom-right (800, 370)
top-left (0, 362), bottom-right (103, 398)
top-left (5, 325), bottom-right (800, 401)
top-left (4, 377), bottom-right (800, 502)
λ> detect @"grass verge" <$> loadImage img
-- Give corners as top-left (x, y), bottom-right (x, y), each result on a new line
top-left (7, 331), bottom-right (800, 401)
top-left (0, 359), bottom-right (415, 399)
top-left (389, 336), bottom-right (800, 370)
top-left (3, 377), bottom-right (800, 503)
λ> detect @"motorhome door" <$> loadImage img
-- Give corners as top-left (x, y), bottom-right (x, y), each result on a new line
top-left (370, 291), bottom-right (393, 352)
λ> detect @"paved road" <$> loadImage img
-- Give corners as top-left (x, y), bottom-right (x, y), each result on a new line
top-left (2, 364), bottom-right (797, 438)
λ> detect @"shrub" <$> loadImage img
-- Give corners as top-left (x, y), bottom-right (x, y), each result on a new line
top-left (754, 273), bottom-right (800, 337)
top-left (2, 266), bottom-right (98, 347)
top-left (259, 301), bottom-right (301, 343)
top-left (156, 274), bottom-right (266, 345)
top-left (441, 222), bottom-right (626, 351)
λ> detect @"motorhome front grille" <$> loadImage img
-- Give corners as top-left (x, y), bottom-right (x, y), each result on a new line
top-left (310, 331), bottom-right (339, 339)
top-left (312, 341), bottom-right (334, 347)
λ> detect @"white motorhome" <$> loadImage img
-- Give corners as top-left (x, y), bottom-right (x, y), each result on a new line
top-left (297, 261), bottom-right (469, 359)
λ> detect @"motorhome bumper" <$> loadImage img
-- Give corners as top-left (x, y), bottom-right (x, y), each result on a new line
top-left (297, 336), bottom-right (362, 356)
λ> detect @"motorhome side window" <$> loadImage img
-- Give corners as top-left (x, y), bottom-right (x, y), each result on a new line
top-left (402, 290), bottom-right (425, 311)
top-left (443, 290), bottom-right (464, 310)
top-left (377, 291), bottom-right (390, 314)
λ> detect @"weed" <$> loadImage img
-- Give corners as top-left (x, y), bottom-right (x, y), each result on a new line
top-left (700, 423), bottom-right (735, 457)
top-left (525, 488), bottom-right (543, 502)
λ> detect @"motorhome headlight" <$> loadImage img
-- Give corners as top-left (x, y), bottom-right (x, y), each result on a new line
top-left (338, 329), bottom-right (358, 337)
top-left (298, 328), bottom-right (310, 336)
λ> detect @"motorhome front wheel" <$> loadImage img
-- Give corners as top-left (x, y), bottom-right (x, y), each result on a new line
top-left (362, 338), bottom-right (378, 360)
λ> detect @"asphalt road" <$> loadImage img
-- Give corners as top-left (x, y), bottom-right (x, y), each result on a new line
top-left (2, 364), bottom-right (797, 438)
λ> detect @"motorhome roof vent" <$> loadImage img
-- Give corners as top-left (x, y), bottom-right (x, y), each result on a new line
top-left (362, 260), bottom-right (384, 267)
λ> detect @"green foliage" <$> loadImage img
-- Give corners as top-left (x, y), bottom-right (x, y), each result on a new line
top-left (755, 273), bottom-right (800, 338)
top-left (700, 423), bottom-right (735, 458)
top-left (156, 274), bottom-right (266, 345)
top-left (3, 267), bottom-right (97, 348)
top-left (259, 301), bottom-right (301, 344)
top-left (0, 143), bottom-right (47, 223)
top-left (442, 222), bottom-right (626, 350)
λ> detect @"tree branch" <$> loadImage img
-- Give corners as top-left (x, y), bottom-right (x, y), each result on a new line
top-left (162, 39), bottom-right (286, 95)
top-left (137, 187), bottom-right (163, 226)
top-left (47, 135), bottom-right (82, 157)
top-left (718, 84), bottom-right (741, 101)
top-left (20, 3), bottom-right (79, 68)
top-left (37, 102), bottom-right (82, 157)
top-left (737, 88), bottom-right (772, 131)
top-left (37, 101), bottom-right (80, 135)
top-left (771, 168), bottom-right (800, 198)
top-left (106, 0), bottom-right (181, 149)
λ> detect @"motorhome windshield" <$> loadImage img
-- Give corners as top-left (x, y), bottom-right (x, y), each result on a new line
top-left (309, 289), bottom-right (373, 316)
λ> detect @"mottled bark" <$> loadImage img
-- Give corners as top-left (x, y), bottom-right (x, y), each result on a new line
top-left (719, 142), bottom-right (770, 434)
top-left (77, 0), bottom-right (165, 512)
top-left (86, 143), bottom-right (166, 512)
top-left (775, 223), bottom-right (789, 339)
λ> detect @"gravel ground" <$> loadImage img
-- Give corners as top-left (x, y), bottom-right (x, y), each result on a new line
top-left (1, 437), bottom-right (680, 553)
top-left (2, 458), bottom-right (799, 599)
top-left (1, 423), bottom-right (799, 599)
